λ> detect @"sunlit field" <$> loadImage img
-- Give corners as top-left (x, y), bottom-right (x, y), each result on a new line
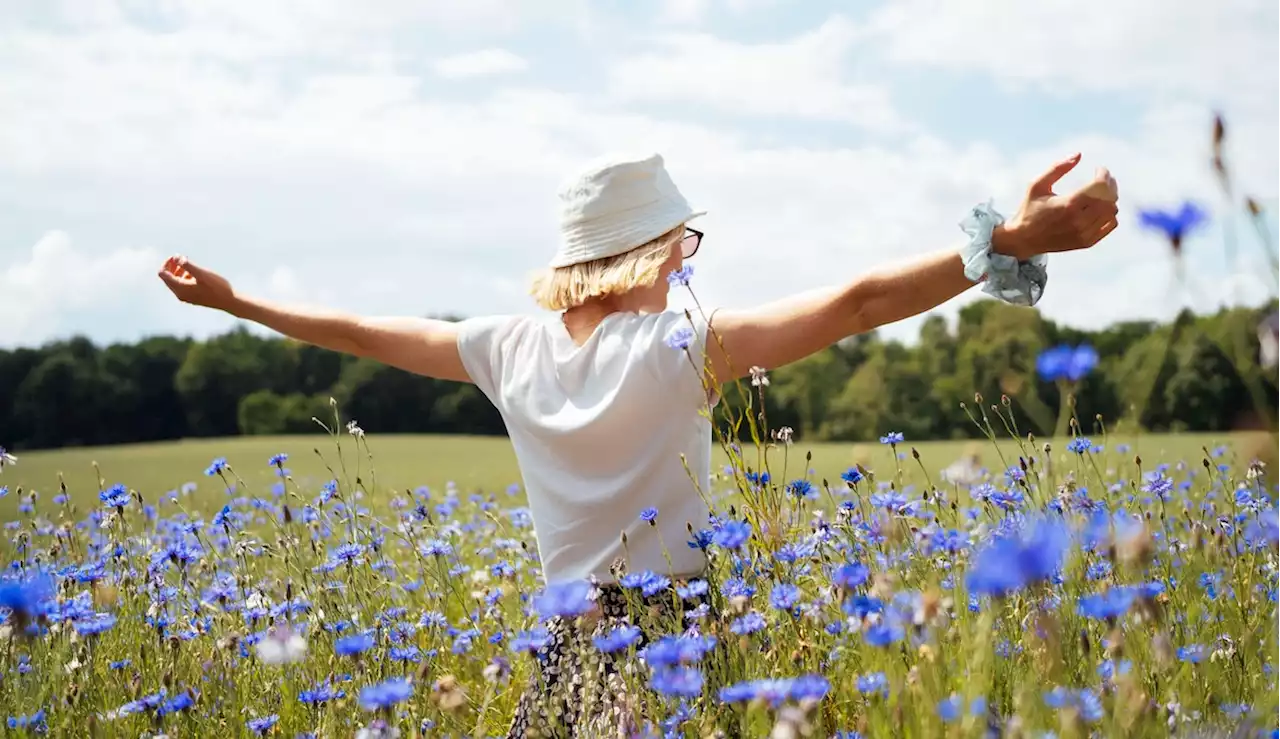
top-left (1, 430), bottom-right (1259, 515)
top-left (0, 423), bottom-right (1275, 737)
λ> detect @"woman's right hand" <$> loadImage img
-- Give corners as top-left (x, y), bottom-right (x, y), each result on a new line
top-left (158, 255), bottom-right (236, 310)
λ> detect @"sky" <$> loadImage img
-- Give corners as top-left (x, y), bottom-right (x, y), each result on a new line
top-left (1, 0), bottom-right (1277, 349)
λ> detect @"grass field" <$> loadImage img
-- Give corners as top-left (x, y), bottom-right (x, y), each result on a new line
top-left (0, 424), bottom-right (1276, 736)
top-left (1, 430), bottom-right (1265, 515)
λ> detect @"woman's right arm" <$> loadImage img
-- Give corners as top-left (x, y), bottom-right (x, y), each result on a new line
top-left (158, 256), bottom-right (470, 383)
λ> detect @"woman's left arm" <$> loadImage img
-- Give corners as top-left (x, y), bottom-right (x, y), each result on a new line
top-left (703, 154), bottom-right (1119, 381)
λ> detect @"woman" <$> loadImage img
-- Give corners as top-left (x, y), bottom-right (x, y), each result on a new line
top-left (158, 151), bottom-right (1118, 736)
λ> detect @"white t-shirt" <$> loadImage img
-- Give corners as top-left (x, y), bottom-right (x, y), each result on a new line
top-left (456, 310), bottom-right (716, 585)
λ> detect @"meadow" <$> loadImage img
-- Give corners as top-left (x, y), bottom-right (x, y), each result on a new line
top-left (0, 431), bottom-right (1257, 515)
top-left (0, 418), bottom-right (1276, 738)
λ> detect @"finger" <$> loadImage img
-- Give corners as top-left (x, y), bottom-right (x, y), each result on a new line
top-left (1081, 212), bottom-right (1116, 237)
top-left (1029, 153), bottom-right (1082, 195)
top-left (1081, 218), bottom-right (1119, 247)
top-left (1067, 187), bottom-right (1117, 211)
top-left (157, 270), bottom-right (187, 295)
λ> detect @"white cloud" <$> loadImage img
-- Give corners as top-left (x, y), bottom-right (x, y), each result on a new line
top-left (658, 0), bottom-right (712, 25)
top-left (867, 0), bottom-right (1277, 105)
top-left (0, 3), bottom-right (1273, 351)
top-left (0, 232), bottom-right (161, 345)
top-left (608, 16), bottom-right (906, 131)
top-left (433, 49), bottom-right (529, 79)
top-left (267, 266), bottom-right (304, 302)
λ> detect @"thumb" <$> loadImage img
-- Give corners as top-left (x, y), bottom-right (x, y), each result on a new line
top-left (157, 269), bottom-right (186, 295)
top-left (1029, 153), bottom-right (1082, 195)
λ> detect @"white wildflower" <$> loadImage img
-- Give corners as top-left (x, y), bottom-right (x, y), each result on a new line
top-left (255, 624), bottom-right (308, 665)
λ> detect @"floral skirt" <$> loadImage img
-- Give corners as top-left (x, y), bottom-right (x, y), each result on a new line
top-left (506, 580), bottom-right (716, 739)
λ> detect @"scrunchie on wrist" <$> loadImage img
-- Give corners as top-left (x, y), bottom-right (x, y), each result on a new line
top-left (958, 200), bottom-right (1048, 307)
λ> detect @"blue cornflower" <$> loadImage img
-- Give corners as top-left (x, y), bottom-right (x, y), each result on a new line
top-left (0, 572), bottom-right (54, 624)
top-left (856, 672), bottom-right (888, 697)
top-left (7, 710), bottom-right (47, 731)
top-left (419, 539), bottom-right (453, 557)
top-left (1066, 437), bottom-right (1094, 455)
top-left (509, 628), bottom-right (551, 654)
top-left (832, 562), bottom-right (869, 590)
top-left (639, 506), bottom-right (658, 524)
top-left (713, 520), bottom-right (751, 550)
top-left (1137, 201), bottom-right (1208, 248)
top-left (641, 634), bottom-right (717, 667)
top-left (1036, 344), bottom-right (1099, 382)
top-left (842, 595), bottom-right (883, 620)
top-left (331, 542), bottom-right (365, 563)
top-left (620, 570), bottom-right (671, 597)
top-left (786, 479), bottom-right (816, 499)
top-left (1141, 472), bottom-right (1174, 501)
top-left (205, 457), bottom-right (229, 477)
top-left (966, 516), bottom-right (1070, 598)
top-left (665, 326), bottom-right (694, 350)
top-left (157, 691), bottom-right (195, 717)
top-left (246, 715), bottom-right (279, 735)
top-left (1245, 508), bottom-right (1279, 548)
top-left (649, 666), bottom-right (704, 698)
top-left (687, 527), bottom-right (714, 550)
top-left (389, 646), bottom-right (420, 662)
top-left (769, 583), bottom-right (801, 611)
top-left (667, 265), bottom-right (694, 287)
top-left (73, 613), bottom-right (117, 637)
top-left (879, 432), bottom-right (904, 445)
top-left (988, 488), bottom-right (1024, 511)
top-left (358, 677), bottom-right (413, 711)
top-left (863, 617), bottom-right (905, 647)
top-left (729, 611), bottom-right (766, 635)
top-left (334, 631), bottom-right (375, 656)
top-left (534, 580), bottom-right (595, 619)
top-left (594, 625), bottom-right (643, 653)
top-left (841, 467), bottom-right (863, 485)
top-left (677, 580), bottom-right (708, 599)
top-left (298, 681), bottom-right (345, 705)
top-left (718, 678), bottom-right (795, 708)
top-left (99, 484), bottom-right (130, 509)
top-left (937, 695), bottom-right (962, 722)
top-left (789, 675), bottom-right (830, 702)
top-left (1044, 687), bottom-right (1103, 723)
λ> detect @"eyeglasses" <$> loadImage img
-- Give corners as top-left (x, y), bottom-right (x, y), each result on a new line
top-left (681, 227), bottom-right (703, 259)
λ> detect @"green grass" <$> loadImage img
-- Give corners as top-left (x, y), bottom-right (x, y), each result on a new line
top-left (2, 430), bottom-right (1261, 515)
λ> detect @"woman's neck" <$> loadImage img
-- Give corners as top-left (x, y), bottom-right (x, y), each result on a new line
top-left (562, 297), bottom-right (627, 346)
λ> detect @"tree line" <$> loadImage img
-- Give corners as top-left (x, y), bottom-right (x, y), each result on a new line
top-left (1, 300), bottom-right (1275, 452)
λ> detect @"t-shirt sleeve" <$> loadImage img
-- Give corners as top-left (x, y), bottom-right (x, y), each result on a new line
top-left (645, 310), bottom-right (717, 407)
top-left (455, 315), bottom-right (519, 408)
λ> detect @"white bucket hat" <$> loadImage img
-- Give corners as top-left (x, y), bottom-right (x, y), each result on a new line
top-left (549, 152), bottom-right (705, 268)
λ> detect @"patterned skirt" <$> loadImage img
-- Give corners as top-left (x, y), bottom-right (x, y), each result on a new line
top-left (506, 578), bottom-right (723, 739)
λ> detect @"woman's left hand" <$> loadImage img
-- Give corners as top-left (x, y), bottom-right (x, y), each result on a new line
top-left (995, 153), bottom-right (1120, 260)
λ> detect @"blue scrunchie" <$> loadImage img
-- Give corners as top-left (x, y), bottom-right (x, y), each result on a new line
top-left (958, 201), bottom-right (1048, 307)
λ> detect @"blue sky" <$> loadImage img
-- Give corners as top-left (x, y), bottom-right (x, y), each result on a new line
top-left (0, 0), bottom-right (1276, 348)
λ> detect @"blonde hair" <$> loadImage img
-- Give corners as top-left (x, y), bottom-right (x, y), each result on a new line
top-left (530, 225), bottom-right (684, 311)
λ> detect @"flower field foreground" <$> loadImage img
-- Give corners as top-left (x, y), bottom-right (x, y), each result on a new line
top-left (0, 421), bottom-right (1276, 738)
